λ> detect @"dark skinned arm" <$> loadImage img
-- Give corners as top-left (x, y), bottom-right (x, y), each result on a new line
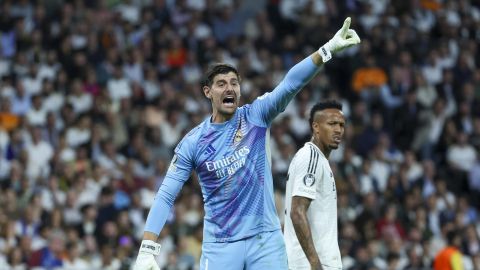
top-left (290, 196), bottom-right (323, 270)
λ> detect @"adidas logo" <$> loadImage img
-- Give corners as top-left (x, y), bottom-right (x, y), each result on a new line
top-left (205, 145), bottom-right (216, 155)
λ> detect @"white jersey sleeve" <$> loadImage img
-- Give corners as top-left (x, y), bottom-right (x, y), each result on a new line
top-left (290, 144), bottom-right (323, 200)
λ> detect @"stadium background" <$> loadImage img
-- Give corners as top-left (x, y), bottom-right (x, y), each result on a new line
top-left (0, 0), bottom-right (479, 269)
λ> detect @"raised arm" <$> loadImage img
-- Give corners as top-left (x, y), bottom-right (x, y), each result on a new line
top-left (248, 17), bottom-right (361, 126)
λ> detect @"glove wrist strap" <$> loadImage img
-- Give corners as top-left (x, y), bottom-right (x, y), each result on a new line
top-left (139, 240), bottom-right (162, 256)
top-left (318, 45), bottom-right (332, 63)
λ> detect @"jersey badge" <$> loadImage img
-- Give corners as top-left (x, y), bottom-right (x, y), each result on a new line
top-left (234, 129), bottom-right (243, 144)
top-left (303, 173), bottom-right (315, 187)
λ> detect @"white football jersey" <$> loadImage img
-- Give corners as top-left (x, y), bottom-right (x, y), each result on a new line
top-left (284, 142), bottom-right (342, 270)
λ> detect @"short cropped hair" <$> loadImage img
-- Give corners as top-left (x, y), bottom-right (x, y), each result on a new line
top-left (309, 99), bottom-right (343, 131)
top-left (202, 63), bottom-right (240, 88)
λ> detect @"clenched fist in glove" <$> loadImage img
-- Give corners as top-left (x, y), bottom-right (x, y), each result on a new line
top-left (318, 17), bottom-right (361, 63)
top-left (133, 240), bottom-right (162, 270)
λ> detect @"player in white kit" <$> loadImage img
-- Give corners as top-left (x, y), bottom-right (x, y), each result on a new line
top-left (284, 100), bottom-right (345, 270)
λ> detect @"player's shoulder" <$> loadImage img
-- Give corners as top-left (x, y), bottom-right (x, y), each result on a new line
top-left (296, 142), bottom-right (318, 158)
top-left (183, 124), bottom-right (203, 142)
top-left (295, 142), bottom-right (328, 166)
top-left (175, 120), bottom-right (207, 152)
top-left (245, 92), bottom-right (273, 110)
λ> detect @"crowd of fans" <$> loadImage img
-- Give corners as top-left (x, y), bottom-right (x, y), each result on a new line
top-left (0, 0), bottom-right (479, 269)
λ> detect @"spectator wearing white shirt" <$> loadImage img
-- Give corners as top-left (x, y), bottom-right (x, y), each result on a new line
top-left (447, 132), bottom-right (477, 172)
top-left (10, 80), bottom-right (31, 116)
top-left (57, 134), bottom-right (76, 163)
top-left (25, 95), bottom-right (47, 126)
top-left (359, 159), bottom-right (380, 195)
top-left (68, 79), bottom-right (93, 114)
top-left (76, 204), bottom-right (98, 239)
top-left (404, 151), bottom-right (423, 184)
top-left (40, 176), bottom-right (66, 213)
top-left (116, 0), bottom-right (141, 24)
top-left (25, 127), bottom-right (53, 181)
top-left (139, 176), bottom-right (158, 209)
top-left (73, 172), bottom-right (101, 209)
top-left (0, 76), bottom-right (15, 99)
top-left (369, 144), bottom-right (391, 192)
top-left (14, 207), bottom-right (40, 239)
top-left (434, 178), bottom-right (456, 213)
top-left (159, 107), bottom-right (187, 150)
top-left (142, 66), bottom-right (161, 101)
top-left (41, 79), bottom-right (64, 113)
top-left (283, 90), bottom-right (313, 142)
top-left (132, 149), bottom-right (155, 180)
top-left (447, 132), bottom-right (477, 195)
top-left (63, 190), bottom-right (83, 226)
top-left (21, 64), bottom-right (42, 95)
top-left (66, 116), bottom-right (91, 148)
top-left (107, 65), bottom-right (132, 102)
top-left (97, 140), bottom-right (127, 179)
top-left (63, 242), bottom-right (92, 270)
top-left (414, 96), bottom-right (456, 159)
top-left (41, 112), bottom-right (62, 148)
top-left (123, 48), bottom-right (144, 83)
top-left (422, 50), bottom-right (443, 86)
top-left (414, 73), bottom-right (437, 109)
top-left (37, 50), bottom-right (60, 82)
top-left (3, 247), bottom-right (26, 270)
top-left (12, 52), bottom-right (29, 78)
top-left (359, 2), bottom-right (381, 32)
top-left (181, 51), bottom-right (202, 84)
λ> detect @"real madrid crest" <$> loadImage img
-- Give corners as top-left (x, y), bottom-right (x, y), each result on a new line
top-left (234, 129), bottom-right (243, 144)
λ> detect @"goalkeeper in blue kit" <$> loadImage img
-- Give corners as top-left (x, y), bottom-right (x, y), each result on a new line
top-left (133, 18), bottom-right (360, 270)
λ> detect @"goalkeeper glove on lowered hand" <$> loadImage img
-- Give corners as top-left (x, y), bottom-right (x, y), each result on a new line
top-left (318, 17), bottom-right (361, 63)
top-left (133, 240), bottom-right (162, 270)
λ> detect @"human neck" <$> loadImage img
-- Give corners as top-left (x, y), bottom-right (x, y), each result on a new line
top-left (311, 137), bottom-right (330, 158)
top-left (211, 111), bottom-right (234, 123)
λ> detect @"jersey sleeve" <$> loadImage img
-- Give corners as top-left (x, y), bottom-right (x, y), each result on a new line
top-left (291, 147), bottom-right (322, 200)
top-left (144, 137), bottom-right (195, 235)
top-left (247, 57), bottom-right (321, 127)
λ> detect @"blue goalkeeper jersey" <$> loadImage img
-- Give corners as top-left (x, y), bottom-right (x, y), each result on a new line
top-left (145, 57), bottom-right (321, 242)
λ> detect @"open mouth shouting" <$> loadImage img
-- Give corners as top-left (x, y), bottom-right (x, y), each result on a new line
top-left (222, 95), bottom-right (236, 108)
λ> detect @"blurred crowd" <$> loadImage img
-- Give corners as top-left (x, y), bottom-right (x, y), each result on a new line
top-left (0, 0), bottom-right (479, 269)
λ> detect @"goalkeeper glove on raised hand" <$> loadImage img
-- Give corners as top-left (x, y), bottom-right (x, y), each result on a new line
top-left (133, 240), bottom-right (162, 270)
top-left (318, 17), bottom-right (361, 63)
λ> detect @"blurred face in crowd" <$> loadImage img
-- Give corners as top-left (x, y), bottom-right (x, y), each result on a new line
top-left (203, 70), bottom-right (241, 123)
top-left (311, 108), bottom-right (345, 156)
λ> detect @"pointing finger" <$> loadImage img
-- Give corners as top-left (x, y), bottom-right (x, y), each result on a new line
top-left (340, 17), bottom-right (351, 37)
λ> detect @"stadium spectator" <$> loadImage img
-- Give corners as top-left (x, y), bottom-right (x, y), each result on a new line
top-left (0, 0), bottom-right (478, 269)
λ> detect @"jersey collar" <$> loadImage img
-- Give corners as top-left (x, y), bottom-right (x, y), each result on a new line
top-left (306, 142), bottom-right (326, 158)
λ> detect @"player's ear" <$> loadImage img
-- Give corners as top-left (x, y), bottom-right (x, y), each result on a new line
top-left (312, 121), bottom-right (320, 134)
top-left (203, 86), bottom-right (211, 99)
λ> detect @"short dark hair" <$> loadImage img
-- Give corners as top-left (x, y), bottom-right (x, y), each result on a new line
top-left (309, 99), bottom-right (343, 131)
top-left (446, 230), bottom-right (461, 246)
top-left (202, 63), bottom-right (240, 88)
